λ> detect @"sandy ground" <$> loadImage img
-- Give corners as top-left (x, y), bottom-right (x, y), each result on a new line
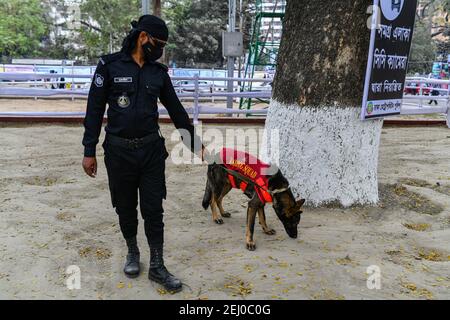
top-left (0, 123), bottom-right (449, 300)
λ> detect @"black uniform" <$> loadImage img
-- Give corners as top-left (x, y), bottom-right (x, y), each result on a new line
top-left (82, 51), bottom-right (201, 248)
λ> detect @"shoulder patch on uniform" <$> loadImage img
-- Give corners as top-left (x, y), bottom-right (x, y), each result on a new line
top-left (94, 73), bottom-right (104, 87)
top-left (98, 52), bottom-right (122, 66)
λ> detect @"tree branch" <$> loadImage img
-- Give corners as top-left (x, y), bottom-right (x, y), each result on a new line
top-left (431, 30), bottom-right (444, 38)
top-left (80, 20), bottom-right (102, 33)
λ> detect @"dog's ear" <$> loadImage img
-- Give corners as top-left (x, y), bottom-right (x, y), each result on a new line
top-left (287, 201), bottom-right (304, 218)
top-left (267, 169), bottom-right (288, 189)
top-left (267, 172), bottom-right (277, 188)
top-left (296, 199), bottom-right (306, 208)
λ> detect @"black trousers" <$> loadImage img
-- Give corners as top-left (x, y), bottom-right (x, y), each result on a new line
top-left (103, 135), bottom-right (169, 248)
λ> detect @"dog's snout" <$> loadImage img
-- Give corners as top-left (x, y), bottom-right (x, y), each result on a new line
top-left (284, 226), bottom-right (298, 239)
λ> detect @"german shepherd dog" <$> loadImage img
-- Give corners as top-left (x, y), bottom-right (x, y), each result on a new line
top-left (202, 155), bottom-right (305, 251)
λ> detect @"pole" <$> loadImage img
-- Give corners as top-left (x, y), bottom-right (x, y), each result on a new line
top-left (238, 0), bottom-right (243, 87)
top-left (153, 0), bottom-right (161, 17)
top-left (109, 32), bottom-right (113, 54)
top-left (71, 61), bottom-right (74, 101)
top-left (194, 73), bottom-right (200, 124)
top-left (142, 0), bottom-right (150, 15)
top-left (227, 0), bottom-right (236, 109)
top-left (446, 90), bottom-right (450, 128)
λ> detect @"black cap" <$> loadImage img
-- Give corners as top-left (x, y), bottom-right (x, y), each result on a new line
top-left (131, 15), bottom-right (168, 41)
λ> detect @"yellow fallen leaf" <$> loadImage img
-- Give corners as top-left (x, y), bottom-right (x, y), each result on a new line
top-left (418, 289), bottom-right (434, 300)
top-left (403, 223), bottom-right (430, 232)
top-left (117, 282), bottom-right (125, 289)
top-left (404, 283), bottom-right (417, 291)
top-left (157, 288), bottom-right (168, 295)
top-left (418, 249), bottom-right (443, 262)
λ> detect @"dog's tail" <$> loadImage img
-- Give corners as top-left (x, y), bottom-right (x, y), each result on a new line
top-left (202, 166), bottom-right (213, 210)
top-left (202, 181), bottom-right (212, 210)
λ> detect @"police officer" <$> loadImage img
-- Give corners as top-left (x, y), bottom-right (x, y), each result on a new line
top-left (82, 15), bottom-right (203, 293)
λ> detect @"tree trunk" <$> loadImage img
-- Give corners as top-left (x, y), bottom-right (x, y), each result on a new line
top-left (153, 0), bottom-right (161, 17)
top-left (262, 0), bottom-right (384, 207)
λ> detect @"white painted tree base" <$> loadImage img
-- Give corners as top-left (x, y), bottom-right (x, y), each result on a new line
top-left (262, 101), bottom-right (384, 207)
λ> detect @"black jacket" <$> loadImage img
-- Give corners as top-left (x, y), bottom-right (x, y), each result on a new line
top-left (82, 52), bottom-right (201, 157)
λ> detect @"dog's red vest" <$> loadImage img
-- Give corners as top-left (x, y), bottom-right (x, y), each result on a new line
top-left (220, 148), bottom-right (273, 204)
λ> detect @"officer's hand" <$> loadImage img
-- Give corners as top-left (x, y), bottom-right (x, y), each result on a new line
top-left (82, 157), bottom-right (97, 178)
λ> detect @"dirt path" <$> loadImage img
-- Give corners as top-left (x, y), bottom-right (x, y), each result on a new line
top-left (0, 123), bottom-right (449, 299)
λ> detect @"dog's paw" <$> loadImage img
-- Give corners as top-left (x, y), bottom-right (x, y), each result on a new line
top-left (264, 229), bottom-right (276, 235)
top-left (246, 241), bottom-right (256, 251)
top-left (222, 212), bottom-right (231, 218)
top-left (214, 218), bottom-right (224, 224)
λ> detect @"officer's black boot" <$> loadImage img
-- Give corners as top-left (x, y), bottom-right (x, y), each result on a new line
top-left (148, 247), bottom-right (182, 293)
top-left (124, 237), bottom-right (140, 278)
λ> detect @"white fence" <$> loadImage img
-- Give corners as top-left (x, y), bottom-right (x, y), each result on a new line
top-left (0, 72), bottom-right (272, 123)
top-left (402, 77), bottom-right (449, 127)
top-left (0, 72), bottom-right (449, 127)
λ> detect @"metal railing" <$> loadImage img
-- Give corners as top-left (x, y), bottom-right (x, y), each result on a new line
top-left (403, 77), bottom-right (449, 104)
top-left (402, 77), bottom-right (449, 127)
top-left (0, 72), bottom-right (449, 127)
top-left (0, 72), bottom-right (272, 123)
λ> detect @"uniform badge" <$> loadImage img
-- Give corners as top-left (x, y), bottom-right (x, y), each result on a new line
top-left (94, 74), bottom-right (104, 88)
top-left (117, 94), bottom-right (130, 108)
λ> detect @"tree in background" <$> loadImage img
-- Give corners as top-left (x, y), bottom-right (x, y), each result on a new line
top-left (76, 0), bottom-right (254, 66)
top-left (162, 0), bottom-right (192, 65)
top-left (0, 0), bottom-right (48, 61)
top-left (164, 0), bottom-right (254, 68)
top-left (39, 0), bottom-right (81, 60)
top-left (425, 0), bottom-right (449, 39)
top-left (77, 0), bottom-right (141, 62)
top-left (263, 0), bottom-right (383, 207)
top-left (164, 0), bottom-right (228, 67)
top-left (410, 0), bottom-right (449, 72)
top-left (430, 0), bottom-right (449, 58)
top-left (0, 0), bottom-right (256, 66)
top-left (409, 17), bottom-right (437, 74)
top-left (153, 0), bottom-right (162, 16)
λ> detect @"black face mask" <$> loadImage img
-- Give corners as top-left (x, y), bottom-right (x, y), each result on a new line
top-left (142, 41), bottom-right (163, 61)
